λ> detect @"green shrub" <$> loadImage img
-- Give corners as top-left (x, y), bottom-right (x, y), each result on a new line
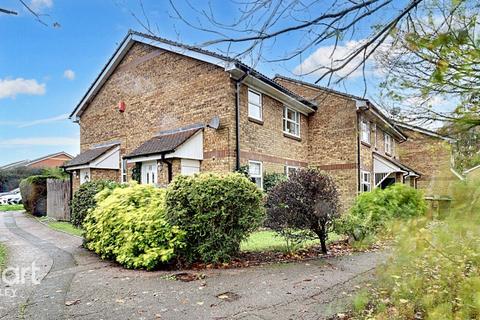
top-left (165, 173), bottom-right (264, 263)
top-left (337, 184), bottom-right (426, 241)
top-left (263, 172), bottom-right (287, 193)
top-left (70, 180), bottom-right (121, 228)
top-left (83, 183), bottom-right (185, 270)
top-left (353, 180), bottom-right (480, 319)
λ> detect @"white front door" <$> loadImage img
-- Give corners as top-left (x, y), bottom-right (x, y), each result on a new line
top-left (141, 161), bottom-right (158, 185)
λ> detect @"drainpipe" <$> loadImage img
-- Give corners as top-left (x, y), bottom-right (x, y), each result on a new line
top-left (356, 113), bottom-right (361, 192)
top-left (235, 70), bottom-right (249, 171)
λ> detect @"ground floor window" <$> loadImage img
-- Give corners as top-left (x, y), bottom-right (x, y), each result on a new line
top-left (285, 165), bottom-right (298, 177)
top-left (121, 159), bottom-right (127, 183)
top-left (361, 170), bottom-right (371, 192)
top-left (248, 160), bottom-right (263, 189)
top-left (79, 168), bottom-right (90, 185)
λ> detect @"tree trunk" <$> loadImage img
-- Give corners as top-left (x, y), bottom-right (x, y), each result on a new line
top-left (313, 228), bottom-right (327, 254)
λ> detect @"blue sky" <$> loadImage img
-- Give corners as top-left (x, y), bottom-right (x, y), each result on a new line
top-left (0, 0), bottom-right (411, 166)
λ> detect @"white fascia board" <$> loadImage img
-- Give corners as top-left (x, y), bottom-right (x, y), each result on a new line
top-left (464, 164), bottom-right (480, 174)
top-left (126, 154), bottom-right (163, 164)
top-left (242, 75), bottom-right (315, 115)
top-left (453, 167), bottom-right (466, 180)
top-left (64, 165), bottom-right (90, 171)
top-left (132, 34), bottom-right (230, 69)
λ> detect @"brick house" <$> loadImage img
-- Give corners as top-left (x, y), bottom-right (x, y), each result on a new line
top-left (0, 152), bottom-right (73, 170)
top-left (64, 31), bottom-right (419, 208)
top-left (394, 122), bottom-right (462, 196)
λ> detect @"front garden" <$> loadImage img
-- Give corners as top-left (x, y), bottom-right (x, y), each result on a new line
top-left (68, 169), bottom-right (426, 270)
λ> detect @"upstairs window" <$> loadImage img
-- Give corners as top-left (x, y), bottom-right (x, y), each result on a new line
top-left (283, 107), bottom-right (300, 137)
top-left (385, 133), bottom-right (392, 155)
top-left (248, 89), bottom-right (262, 121)
top-left (248, 160), bottom-right (263, 189)
top-left (361, 171), bottom-right (371, 192)
top-left (361, 119), bottom-right (371, 144)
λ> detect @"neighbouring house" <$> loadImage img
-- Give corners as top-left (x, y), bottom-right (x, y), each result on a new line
top-left (394, 122), bottom-right (462, 197)
top-left (63, 30), bottom-right (420, 209)
top-left (0, 152), bottom-right (73, 170)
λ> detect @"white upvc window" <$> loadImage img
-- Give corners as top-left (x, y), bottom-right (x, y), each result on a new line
top-left (248, 160), bottom-right (263, 189)
top-left (361, 119), bottom-right (371, 144)
top-left (121, 158), bottom-right (127, 183)
top-left (285, 165), bottom-right (298, 178)
top-left (361, 171), bottom-right (371, 192)
top-left (385, 133), bottom-right (392, 155)
top-left (79, 168), bottom-right (90, 185)
top-left (283, 107), bottom-right (300, 137)
top-left (248, 89), bottom-right (262, 121)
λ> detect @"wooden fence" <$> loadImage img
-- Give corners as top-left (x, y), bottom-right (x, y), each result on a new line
top-left (46, 179), bottom-right (70, 221)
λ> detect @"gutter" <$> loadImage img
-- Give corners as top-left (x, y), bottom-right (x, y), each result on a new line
top-left (234, 70), bottom-right (249, 171)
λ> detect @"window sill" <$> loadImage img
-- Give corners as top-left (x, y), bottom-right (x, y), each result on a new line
top-left (360, 141), bottom-right (371, 147)
top-left (248, 117), bottom-right (264, 125)
top-left (283, 132), bottom-right (301, 141)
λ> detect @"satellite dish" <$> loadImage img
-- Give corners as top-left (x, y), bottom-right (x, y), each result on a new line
top-left (207, 116), bottom-right (220, 130)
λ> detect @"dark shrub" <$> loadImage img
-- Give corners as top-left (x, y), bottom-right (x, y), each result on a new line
top-left (336, 183), bottom-right (426, 241)
top-left (165, 173), bottom-right (264, 263)
top-left (0, 167), bottom-right (42, 192)
top-left (265, 168), bottom-right (340, 254)
top-left (263, 172), bottom-right (287, 193)
top-left (20, 172), bottom-right (66, 216)
top-left (83, 184), bottom-right (185, 270)
top-left (70, 180), bottom-right (121, 228)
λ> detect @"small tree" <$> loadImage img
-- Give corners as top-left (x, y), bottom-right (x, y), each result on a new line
top-left (265, 169), bottom-right (340, 254)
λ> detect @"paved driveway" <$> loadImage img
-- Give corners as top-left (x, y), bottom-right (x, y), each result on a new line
top-left (0, 211), bottom-right (387, 320)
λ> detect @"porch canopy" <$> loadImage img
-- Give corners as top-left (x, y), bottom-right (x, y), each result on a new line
top-left (63, 144), bottom-right (120, 171)
top-left (124, 126), bottom-right (203, 163)
top-left (373, 152), bottom-right (419, 187)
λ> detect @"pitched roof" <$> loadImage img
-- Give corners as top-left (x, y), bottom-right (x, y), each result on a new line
top-left (373, 151), bottom-right (421, 176)
top-left (125, 127), bottom-right (201, 159)
top-left (0, 152), bottom-right (74, 170)
top-left (394, 122), bottom-right (455, 142)
top-left (64, 145), bottom-right (116, 168)
top-left (69, 30), bottom-right (316, 121)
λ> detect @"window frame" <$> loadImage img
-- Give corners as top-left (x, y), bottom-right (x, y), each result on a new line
top-left (121, 158), bottom-right (127, 183)
top-left (248, 89), bottom-right (263, 121)
top-left (248, 160), bottom-right (263, 189)
top-left (360, 119), bottom-right (371, 144)
top-left (285, 165), bottom-right (299, 178)
top-left (361, 170), bottom-right (371, 192)
top-left (385, 133), bottom-right (392, 155)
top-left (373, 123), bottom-right (377, 148)
top-left (283, 106), bottom-right (301, 138)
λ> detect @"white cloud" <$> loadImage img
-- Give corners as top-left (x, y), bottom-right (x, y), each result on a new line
top-left (19, 113), bottom-right (69, 128)
top-left (29, 0), bottom-right (53, 12)
top-left (294, 39), bottom-right (385, 79)
top-left (0, 137), bottom-right (78, 148)
top-left (0, 78), bottom-right (46, 99)
top-left (63, 69), bottom-right (75, 80)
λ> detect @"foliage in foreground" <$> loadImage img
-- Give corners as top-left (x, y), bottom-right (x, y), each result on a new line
top-left (83, 183), bottom-right (185, 270)
top-left (336, 184), bottom-right (426, 242)
top-left (165, 173), bottom-right (264, 263)
top-left (70, 180), bottom-right (122, 228)
top-left (265, 169), bottom-right (340, 254)
top-left (352, 180), bottom-right (480, 319)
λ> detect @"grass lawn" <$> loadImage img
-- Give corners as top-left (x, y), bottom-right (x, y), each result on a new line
top-left (0, 244), bottom-right (6, 269)
top-left (241, 230), bottom-right (342, 252)
top-left (0, 204), bottom-right (24, 211)
top-left (37, 217), bottom-right (83, 237)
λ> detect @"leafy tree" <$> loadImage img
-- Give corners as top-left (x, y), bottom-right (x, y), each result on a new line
top-left (0, 167), bottom-right (42, 192)
top-left (263, 172), bottom-right (287, 193)
top-left (265, 168), bottom-right (340, 254)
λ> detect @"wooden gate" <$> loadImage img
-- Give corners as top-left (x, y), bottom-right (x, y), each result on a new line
top-left (47, 179), bottom-right (70, 221)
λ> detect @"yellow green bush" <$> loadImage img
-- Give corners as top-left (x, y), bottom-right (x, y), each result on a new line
top-left (83, 183), bottom-right (185, 270)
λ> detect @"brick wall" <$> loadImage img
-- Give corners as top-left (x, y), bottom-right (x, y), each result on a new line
top-left (398, 127), bottom-right (457, 196)
top-left (79, 42), bottom-right (237, 180)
